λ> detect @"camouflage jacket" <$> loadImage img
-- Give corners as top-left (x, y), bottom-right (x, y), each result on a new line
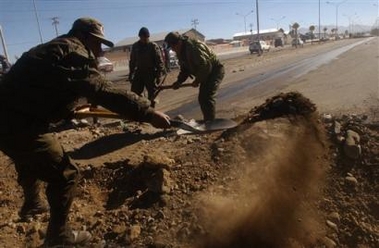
top-left (0, 35), bottom-right (153, 133)
top-left (176, 38), bottom-right (221, 84)
top-left (129, 41), bottom-right (165, 76)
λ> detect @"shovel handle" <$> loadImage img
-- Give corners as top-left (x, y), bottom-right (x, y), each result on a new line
top-left (153, 83), bottom-right (193, 99)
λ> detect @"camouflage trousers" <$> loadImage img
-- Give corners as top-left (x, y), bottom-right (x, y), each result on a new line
top-left (198, 64), bottom-right (225, 121)
top-left (0, 131), bottom-right (79, 242)
top-left (131, 71), bottom-right (158, 107)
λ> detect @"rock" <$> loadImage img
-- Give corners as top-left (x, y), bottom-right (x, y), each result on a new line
top-left (323, 236), bottom-right (337, 247)
top-left (328, 212), bottom-right (341, 223)
top-left (322, 113), bottom-right (333, 123)
top-left (129, 225), bottom-right (141, 241)
top-left (143, 155), bottom-right (175, 170)
top-left (146, 169), bottom-right (173, 194)
top-left (333, 121), bottom-right (342, 135)
top-left (343, 130), bottom-right (361, 159)
top-left (326, 220), bottom-right (338, 232)
top-left (345, 176), bottom-right (358, 186)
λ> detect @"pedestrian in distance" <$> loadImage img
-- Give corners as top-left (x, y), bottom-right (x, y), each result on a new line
top-left (129, 27), bottom-right (166, 108)
top-left (164, 31), bottom-right (225, 122)
top-left (0, 17), bottom-right (171, 247)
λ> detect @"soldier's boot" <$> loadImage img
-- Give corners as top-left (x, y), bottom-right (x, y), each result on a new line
top-left (43, 168), bottom-right (91, 247)
top-left (19, 180), bottom-right (48, 221)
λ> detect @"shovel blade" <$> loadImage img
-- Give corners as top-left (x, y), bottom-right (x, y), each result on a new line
top-left (170, 118), bottom-right (237, 134)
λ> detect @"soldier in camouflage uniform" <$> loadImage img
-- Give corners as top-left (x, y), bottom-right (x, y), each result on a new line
top-left (129, 27), bottom-right (165, 108)
top-left (164, 32), bottom-right (225, 122)
top-left (0, 17), bottom-right (170, 247)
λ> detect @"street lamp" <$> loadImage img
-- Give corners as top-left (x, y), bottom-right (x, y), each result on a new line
top-left (326, 0), bottom-right (348, 38)
top-left (236, 10), bottom-right (254, 34)
top-left (270, 16), bottom-right (286, 30)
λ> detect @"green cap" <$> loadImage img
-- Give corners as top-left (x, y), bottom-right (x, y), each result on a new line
top-left (71, 17), bottom-right (114, 47)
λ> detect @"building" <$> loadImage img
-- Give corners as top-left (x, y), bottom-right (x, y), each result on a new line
top-left (233, 28), bottom-right (285, 46)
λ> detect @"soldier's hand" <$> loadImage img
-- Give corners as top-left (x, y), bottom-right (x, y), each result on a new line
top-left (191, 80), bottom-right (199, 88)
top-left (128, 74), bottom-right (133, 82)
top-left (172, 81), bottom-right (181, 90)
top-left (150, 111), bottom-right (171, 129)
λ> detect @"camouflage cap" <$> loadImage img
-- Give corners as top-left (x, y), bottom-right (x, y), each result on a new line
top-left (71, 17), bottom-right (114, 47)
top-left (164, 32), bottom-right (182, 48)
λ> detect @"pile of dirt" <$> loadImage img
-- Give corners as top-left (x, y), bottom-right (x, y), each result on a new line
top-left (244, 92), bottom-right (317, 123)
top-left (0, 92), bottom-right (378, 248)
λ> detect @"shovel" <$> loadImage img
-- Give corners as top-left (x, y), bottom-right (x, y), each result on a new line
top-left (153, 82), bottom-right (194, 100)
top-left (73, 106), bottom-right (237, 133)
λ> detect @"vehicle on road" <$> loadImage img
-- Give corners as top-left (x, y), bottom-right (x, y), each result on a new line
top-left (249, 40), bottom-right (270, 54)
top-left (97, 57), bottom-right (114, 73)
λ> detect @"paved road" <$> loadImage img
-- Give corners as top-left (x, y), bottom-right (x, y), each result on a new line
top-left (164, 37), bottom-right (376, 119)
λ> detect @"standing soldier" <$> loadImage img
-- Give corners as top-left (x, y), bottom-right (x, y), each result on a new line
top-left (0, 17), bottom-right (171, 247)
top-left (164, 32), bottom-right (225, 122)
top-left (129, 27), bottom-right (165, 107)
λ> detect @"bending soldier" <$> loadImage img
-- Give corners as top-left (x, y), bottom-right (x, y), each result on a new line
top-left (164, 32), bottom-right (225, 122)
top-left (0, 17), bottom-right (170, 247)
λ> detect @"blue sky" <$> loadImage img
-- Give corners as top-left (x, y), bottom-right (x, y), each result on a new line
top-left (0, 0), bottom-right (378, 62)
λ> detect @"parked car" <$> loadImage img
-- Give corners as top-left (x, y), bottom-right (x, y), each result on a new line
top-left (291, 38), bottom-right (304, 47)
top-left (274, 38), bottom-right (284, 47)
top-left (249, 40), bottom-right (270, 54)
top-left (97, 57), bottom-right (114, 73)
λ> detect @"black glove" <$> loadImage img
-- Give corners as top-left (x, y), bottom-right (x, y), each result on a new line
top-left (172, 81), bottom-right (182, 90)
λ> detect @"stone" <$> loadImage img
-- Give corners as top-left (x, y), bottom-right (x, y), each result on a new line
top-left (322, 113), bottom-right (333, 123)
top-left (323, 236), bottom-right (337, 248)
top-left (143, 155), bottom-right (175, 170)
top-left (129, 225), bottom-right (141, 241)
top-left (326, 220), bottom-right (338, 232)
top-left (328, 212), bottom-right (341, 223)
top-left (345, 176), bottom-right (358, 186)
top-left (333, 121), bottom-right (342, 135)
top-left (343, 130), bottom-right (361, 159)
top-left (146, 169), bottom-right (173, 194)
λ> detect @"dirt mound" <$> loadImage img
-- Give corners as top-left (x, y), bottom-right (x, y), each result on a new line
top-left (245, 91), bottom-right (317, 123)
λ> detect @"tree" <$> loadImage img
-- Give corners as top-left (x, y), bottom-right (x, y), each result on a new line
top-left (323, 27), bottom-right (328, 39)
top-left (309, 25), bottom-right (316, 42)
top-left (292, 22), bottom-right (300, 38)
top-left (292, 22), bottom-right (300, 48)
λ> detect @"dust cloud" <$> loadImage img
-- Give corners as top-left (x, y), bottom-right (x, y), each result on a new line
top-left (196, 93), bottom-right (328, 248)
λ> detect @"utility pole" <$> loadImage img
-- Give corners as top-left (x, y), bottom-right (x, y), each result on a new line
top-left (256, 0), bottom-right (260, 40)
top-left (0, 25), bottom-right (9, 60)
top-left (33, 0), bottom-right (44, 43)
top-left (236, 10), bottom-right (254, 34)
top-left (51, 17), bottom-right (59, 37)
top-left (318, 0), bottom-right (321, 42)
top-left (327, 0), bottom-right (348, 38)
